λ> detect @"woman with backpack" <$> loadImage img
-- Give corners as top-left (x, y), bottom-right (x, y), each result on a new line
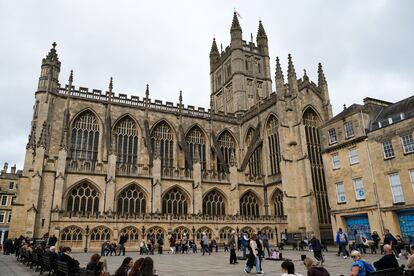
top-left (349, 250), bottom-right (374, 276)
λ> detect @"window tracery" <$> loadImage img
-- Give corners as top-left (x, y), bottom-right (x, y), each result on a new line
top-left (162, 187), bottom-right (188, 215)
top-left (185, 126), bottom-right (206, 170)
top-left (217, 131), bottom-right (236, 173)
top-left (90, 226), bottom-right (111, 241)
top-left (114, 117), bottom-right (138, 164)
top-left (67, 182), bottom-right (99, 213)
top-left (117, 185), bottom-right (146, 214)
top-left (151, 121), bottom-right (174, 168)
top-left (60, 226), bottom-right (83, 241)
top-left (273, 189), bottom-right (284, 218)
top-left (70, 111), bottom-right (99, 160)
top-left (203, 190), bottom-right (225, 216)
top-left (240, 191), bottom-right (259, 217)
top-left (267, 116), bottom-right (281, 175)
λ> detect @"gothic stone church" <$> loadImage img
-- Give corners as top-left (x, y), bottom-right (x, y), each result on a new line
top-left (10, 13), bottom-right (334, 250)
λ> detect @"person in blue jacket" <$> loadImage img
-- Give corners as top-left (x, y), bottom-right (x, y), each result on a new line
top-left (336, 228), bottom-right (350, 258)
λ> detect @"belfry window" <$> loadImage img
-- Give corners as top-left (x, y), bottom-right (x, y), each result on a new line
top-left (240, 191), bottom-right (259, 217)
top-left (70, 111), bottom-right (99, 161)
top-left (67, 182), bottom-right (99, 213)
top-left (185, 126), bottom-right (206, 170)
top-left (203, 190), bottom-right (225, 216)
top-left (266, 116), bottom-right (281, 175)
top-left (162, 187), bottom-right (188, 215)
top-left (113, 117), bottom-right (138, 164)
top-left (217, 131), bottom-right (236, 173)
top-left (151, 121), bottom-right (174, 169)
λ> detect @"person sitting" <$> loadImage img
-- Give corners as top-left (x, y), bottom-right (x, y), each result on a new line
top-left (281, 260), bottom-right (303, 276)
top-left (57, 247), bottom-right (80, 274)
top-left (140, 240), bottom-right (147, 255)
top-left (303, 257), bottom-right (330, 276)
top-left (128, 258), bottom-right (144, 276)
top-left (44, 246), bottom-right (58, 268)
top-left (373, 244), bottom-right (399, 271)
top-left (86, 253), bottom-right (108, 276)
top-left (140, 257), bottom-right (156, 276)
top-left (405, 244), bottom-right (414, 271)
top-left (114, 257), bottom-right (133, 276)
top-left (395, 234), bottom-right (405, 257)
top-left (350, 250), bottom-right (374, 276)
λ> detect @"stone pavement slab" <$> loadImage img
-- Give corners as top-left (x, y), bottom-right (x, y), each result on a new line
top-left (0, 249), bottom-right (408, 276)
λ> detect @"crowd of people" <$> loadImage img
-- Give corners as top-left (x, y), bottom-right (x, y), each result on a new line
top-left (2, 227), bottom-right (414, 276)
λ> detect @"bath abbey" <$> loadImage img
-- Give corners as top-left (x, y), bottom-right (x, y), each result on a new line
top-left (9, 13), bottom-right (335, 251)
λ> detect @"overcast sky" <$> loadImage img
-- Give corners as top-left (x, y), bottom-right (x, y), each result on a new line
top-left (1, 0), bottom-right (413, 169)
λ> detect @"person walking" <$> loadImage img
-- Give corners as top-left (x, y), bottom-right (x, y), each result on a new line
top-left (310, 235), bottom-right (323, 263)
top-left (169, 234), bottom-right (176, 254)
top-left (157, 235), bottom-right (163, 254)
top-left (371, 231), bottom-right (380, 254)
top-left (261, 231), bottom-right (271, 258)
top-left (118, 233), bottom-right (128, 256)
top-left (244, 233), bottom-right (264, 275)
top-left (353, 230), bottom-right (364, 253)
top-left (335, 228), bottom-right (349, 258)
top-left (241, 232), bottom-right (249, 258)
top-left (228, 230), bottom-right (238, 264)
top-left (202, 232), bottom-right (210, 255)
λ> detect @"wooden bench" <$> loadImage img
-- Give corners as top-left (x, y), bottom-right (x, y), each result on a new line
top-left (79, 268), bottom-right (96, 276)
top-left (41, 254), bottom-right (54, 275)
top-left (31, 252), bottom-right (42, 271)
top-left (367, 265), bottom-right (405, 276)
top-left (56, 260), bottom-right (70, 276)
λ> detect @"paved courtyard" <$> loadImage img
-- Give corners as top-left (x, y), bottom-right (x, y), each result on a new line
top-left (0, 248), bottom-right (408, 276)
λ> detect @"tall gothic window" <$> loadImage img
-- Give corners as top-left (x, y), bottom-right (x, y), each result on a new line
top-left (303, 108), bottom-right (330, 225)
top-left (240, 191), bottom-right (259, 217)
top-left (114, 116), bottom-right (138, 164)
top-left (70, 110), bottom-right (100, 160)
top-left (117, 185), bottom-right (146, 214)
top-left (246, 128), bottom-right (262, 177)
top-left (67, 182), bottom-right (99, 213)
top-left (203, 189), bottom-right (226, 216)
top-left (267, 116), bottom-right (281, 175)
top-left (151, 121), bottom-right (174, 168)
top-left (217, 131), bottom-right (236, 173)
top-left (162, 187), bottom-right (188, 215)
top-left (185, 126), bottom-right (206, 170)
top-left (273, 189), bottom-right (284, 217)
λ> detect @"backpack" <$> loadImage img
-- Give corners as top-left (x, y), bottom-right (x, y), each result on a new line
top-left (339, 232), bottom-right (346, 243)
top-left (362, 260), bottom-right (375, 273)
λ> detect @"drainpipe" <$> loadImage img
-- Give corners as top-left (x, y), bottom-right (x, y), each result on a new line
top-left (360, 110), bottom-right (385, 234)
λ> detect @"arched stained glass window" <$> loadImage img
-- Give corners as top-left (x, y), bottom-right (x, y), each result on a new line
top-left (151, 122), bottom-right (174, 169)
top-left (90, 226), bottom-right (111, 241)
top-left (203, 189), bottom-right (225, 216)
top-left (240, 191), bottom-right (259, 217)
top-left (162, 187), bottom-right (188, 215)
top-left (217, 131), bottom-right (236, 173)
top-left (114, 117), bottom-right (138, 164)
top-left (67, 182), bottom-right (99, 213)
top-left (267, 116), bottom-right (281, 175)
top-left (70, 111), bottom-right (100, 160)
top-left (117, 185), bottom-right (146, 214)
top-left (60, 226), bottom-right (83, 241)
top-left (273, 189), bottom-right (284, 217)
top-left (186, 126), bottom-right (206, 170)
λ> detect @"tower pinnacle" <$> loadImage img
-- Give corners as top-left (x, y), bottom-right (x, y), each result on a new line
top-left (231, 12), bottom-right (242, 32)
top-left (257, 20), bottom-right (267, 38)
top-left (275, 57), bottom-right (284, 80)
top-left (318, 63), bottom-right (327, 86)
top-left (210, 38), bottom-right (219, 55)
top-left (287, 54), bottom-right (297, 80)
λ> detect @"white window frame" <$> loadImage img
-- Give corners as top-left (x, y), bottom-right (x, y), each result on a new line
top-left (348, 147), bottom-right (359, 165)
top-left (353, 178), bottom-right (365, 200)
top-left (401, 134), bottom-right (414, 154)
top-left (332, 153), bottom-right (340, 169)
top-left (0, 211), bottom-right (5, 223)
top-left (388, 173), bottom-right (405, 203)
top-left (1, 195), bottom-right (8, 206)
top-left (344, 122), bottom-right (354, 138)
top-left (383, 140), bottom-right (395, 159)
top-left (336, 182), bottom-right (346, 203)
top-left (409, 169), bottom-right (414, 192)
top-left (328, 128), bottom-right (337, 144)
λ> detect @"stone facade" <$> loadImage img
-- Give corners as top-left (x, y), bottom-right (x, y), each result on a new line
top-left (321, 97), bottom-right (414, 242)
top-left (0, 163), bottom-right (21, 244)
top-left (9, 13), bottom-right (335, 251)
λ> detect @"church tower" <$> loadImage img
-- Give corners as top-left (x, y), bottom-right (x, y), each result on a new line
top-left (209, 13), bottom-right (272, 115)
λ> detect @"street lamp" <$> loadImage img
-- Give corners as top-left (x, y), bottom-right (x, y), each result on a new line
top-left (84, 225), bottom-right (90, 253)
top-left (141, 226), bottom-right (146, 239)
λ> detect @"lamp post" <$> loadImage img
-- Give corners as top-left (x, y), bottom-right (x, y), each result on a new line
top-left (275, 227), bottom-right (279, 246)
top-left (192, 226), bottom-right (195, 239)
top-left (84, 225), bottom-right (90, 253)
top-left (141, 226), bottom-right (146, 239)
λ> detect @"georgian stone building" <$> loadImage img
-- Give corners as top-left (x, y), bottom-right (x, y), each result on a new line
top-left (320, 96), bottom-right (414, 242)
top-left (9, 13), bottom-right (335, 251)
